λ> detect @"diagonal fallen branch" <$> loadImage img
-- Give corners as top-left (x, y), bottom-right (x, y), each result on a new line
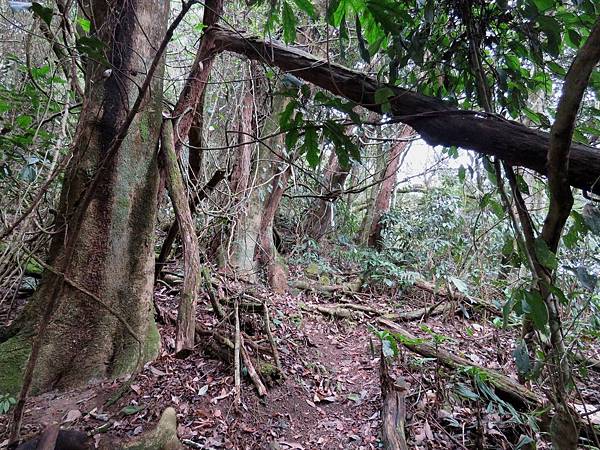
top-left (377, 318), bottom-right (539, 407)
top-left (211, 26), bottom-right (600, 194)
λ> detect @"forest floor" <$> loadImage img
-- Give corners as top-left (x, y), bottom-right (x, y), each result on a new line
top-left (1, 267), bottom-right (600, 449)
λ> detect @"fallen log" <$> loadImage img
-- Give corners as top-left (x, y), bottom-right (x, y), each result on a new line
top-left (413, 280), bottom-right (500, 315)
top-left (300, 303), bottom-right (353, 319)
top-left (211, 27), bottom-right (600, 194)
top-left (380, 352), bottom-right (409, 450)
top-left (289, 279), bottom-right (361, 295)
top-left (377, 318), bottom-right (539, 407)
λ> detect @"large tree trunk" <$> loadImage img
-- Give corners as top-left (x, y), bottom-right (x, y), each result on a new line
top-left (210, 28), bottom-right (600, 194)
top-left (0, 0), bottom-right (169, 394)
top-left (302, 152), bottom-right (350, 241)
top-left (366, 125), bottom-right (415, 249)
top-left (220, 67), bottom-right (260, 277)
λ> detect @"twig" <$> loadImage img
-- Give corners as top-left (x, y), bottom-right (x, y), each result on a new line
top-left (263, 303), bottom-right (283, 377)
top-left (240, 337), bottom-right (267, 397)
top-left (234, 300), bottom-right (242, 406)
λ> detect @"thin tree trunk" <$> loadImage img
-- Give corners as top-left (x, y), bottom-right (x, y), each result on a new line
top-left (154, 0), bottom-right (224, 272)
top-left (540, 18), bottom-right (600, 450)
top-left (303, 152), bottom-right (350, 241)
top-left (223, 70), bottom-right (260, 275)
top-left (161, 120), bottom-right (201, 354)
top-left (255, 161), bottom-right (292, 292)
top-left (366, 126), bottom-right (414, 249)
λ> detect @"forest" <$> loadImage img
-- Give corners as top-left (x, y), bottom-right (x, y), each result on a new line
top-left (0, 0), bottom-right (599, 449)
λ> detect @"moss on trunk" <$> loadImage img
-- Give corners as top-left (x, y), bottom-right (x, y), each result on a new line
top-left (0, 0), bottom-right (168, 395)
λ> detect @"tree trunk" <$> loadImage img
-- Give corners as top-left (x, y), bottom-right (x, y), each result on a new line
top-left (302, 152), bottom-right (350, 241)
top-left (252, 82), bottom-right (295, 292)
top-left (0, 0), bottom-right (169, 394)
top-left (218, 64), bottom-right (261, 278)
top-left (366, 126), bottom-right (414, 249)
top-left (154, 0), bottom-right (224, 273)
top-left (255, 159), bottom-right (292, 293)
top-left (160, 120), bottom-right (201, 354)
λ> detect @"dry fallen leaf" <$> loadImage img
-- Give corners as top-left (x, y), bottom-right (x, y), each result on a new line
top-left (63, 409), bottom-right (82, 423)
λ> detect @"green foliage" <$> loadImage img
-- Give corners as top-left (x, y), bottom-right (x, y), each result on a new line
top-left (0, 393), bottom-right (16, 414)
top-left (259, 0), bottom-right (599, 141)
top-left (345, 245), bottom-right (421, 289)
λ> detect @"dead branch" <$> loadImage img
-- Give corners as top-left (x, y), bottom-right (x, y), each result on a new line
top-left (234, 301), bottom-right (242, 406)
top-left (380, 352), bottom-right (409, 450)
top-left (240, 337), bottom-right (268, 397)
top-left (377, 318), bottom-right (539, 407)
top-left (211, 26), bottom-right (600, 194)
top-left (263, 303), bottom-right (284, 377)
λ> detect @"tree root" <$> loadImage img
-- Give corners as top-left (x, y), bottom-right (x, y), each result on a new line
top-left (300, 303), bottom-right (353, 318)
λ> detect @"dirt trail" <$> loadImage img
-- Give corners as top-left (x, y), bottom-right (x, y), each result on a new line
top-left (0, 288), bottom-right (384, 450)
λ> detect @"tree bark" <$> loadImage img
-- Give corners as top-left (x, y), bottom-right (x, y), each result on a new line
top-left (172, 0), bottom-right (224, 155)
top-left (302, 152), bottom-right (350, 241)
top-left (210, 27), bottom-right (600, 194)
top-left (160, 119), bottom-right (201, 354)
top-left (366, 125), bottom-right (415, 249)
top-left (380, 355), bottom-right (409, 450)
top-left (154, 0), bottom-right (225, 272)
top-left (220, 69), bottom-right (260, 275)
top-left (0, 0), bottom-right (169, 395)
top-left (539, 18), bottom-right (600, 450)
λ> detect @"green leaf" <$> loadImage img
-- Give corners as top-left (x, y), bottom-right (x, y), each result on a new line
top-left (76, 36), bottom-right (107, 62)
top-left (282, 2), bottom-right (297, 44)
top-left (450, 276), bottom-right (468, 295)
top-left (374, 87), bottom-right (394, 113)
top-left (533, 238), bottom-right (558, 270)
top-left (301, 126), bottom-right (319, 167)
top-left (515, 435), bottom-right (535, 450)
top-left (31, 3), bottom-right (53, 27)
top-left (279, 99), bottom-right (297, 131)
top-left (120, 405), bottom-right (144, 415)
top-left (566, 29), bottom-right (582, 48)
top-left (292, 0), bottom-right (317, 19)
top-left (355, 15), bottom-right (370, 63)
top-left (513, 339), bottom-right (531, 376)
top-left (323, 120), bottom-right (360, 164)
top-left (77, 18), bottom-right (91, 33)
top-left (455, 383), bottom-right (479, 400)
top-left (536, 15), bottom-right (562, 57)
top-left (523, 290), bottom-right (548, 330)
top-left (457, 165), bottom-right (466, 182)
top-left (16, 115), bottom-right (33, 129)
top-left (531, 0), bottom-right (554, 12)
top-left (515, 173), bottom-right (530, 195)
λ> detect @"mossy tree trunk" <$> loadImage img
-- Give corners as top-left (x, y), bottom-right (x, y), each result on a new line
top-left (0, 0), bottom-right (169, 394)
